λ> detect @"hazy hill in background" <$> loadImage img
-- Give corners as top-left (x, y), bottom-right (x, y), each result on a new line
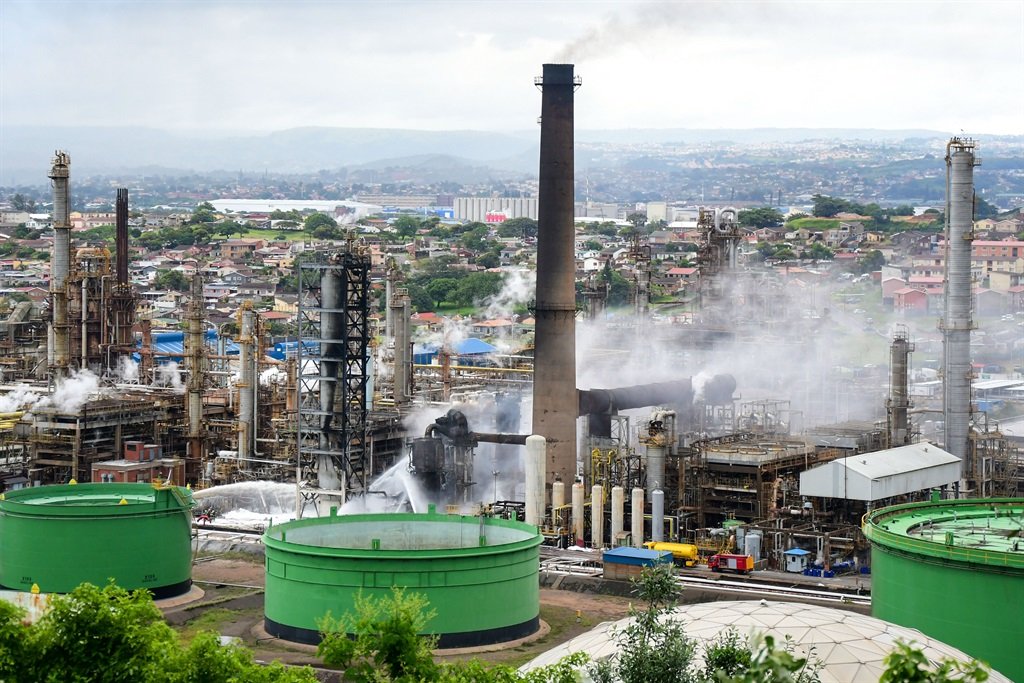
top-left (0, 125), bottom-right (983, 185)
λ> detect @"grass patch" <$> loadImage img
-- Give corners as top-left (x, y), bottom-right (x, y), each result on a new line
top-left (224, 228), bottom-right (309, 242)
top-left (176, 606), bottom-right (262, 642)
top-left (787, 217), bottom-right (840, 230)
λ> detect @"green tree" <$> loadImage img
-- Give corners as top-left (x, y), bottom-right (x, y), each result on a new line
top-left (583, 239), bottom-right (603, 252)
top-left (215, 220), bottom-right (246, 237)
top-left (803, 242), bottom-right (835, 260)
top-left (975, 196), bottom-right (999, 220)
top-left (393, 215), bottom-right (422, 238)
top-left (426, 278), bottom-right (459, 307)
top-left (738, 207), bottom-right (784, 229)
top-left (190, 202), bottom-right (217, 224)
top-left (2, 582), bottom-right (318, 683)
top-left (476, 251), bottom-right (501, 269)
top-left (498, 217), bottom-right (538, 239)
top-left (304, 212), bottom-right (337, 233)
top-left (154, 269), bottom-right (191, 291)
top-left (406, 283), bottom-right (434, 313)
top-left (452, 272), bottom-right (503, 307)
top-left (812, 194), bottom-right (849, 218)
top-left (319, 587), bottom-right (439, 682)
top-left (858, 249), bottom-right (886, 273)
top-left (9, 193), bottom-right (36, 212)
top-left (880, 640), bottom-right (990, 683)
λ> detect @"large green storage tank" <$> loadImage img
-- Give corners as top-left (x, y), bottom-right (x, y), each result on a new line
top-left (0, 482), bottom-right (194, 597)
top-left (864, 498), bottom-right (1024, 682)
top-left (264, 510), bottom-right (542, 647)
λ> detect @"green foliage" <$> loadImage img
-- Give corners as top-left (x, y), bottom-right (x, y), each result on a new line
top-left (76, 223), bottom-right (116, 244)
top-left (214, 220), bottom-right (247, 237)
top-left (393, 215), bottom-right (422, 238)
top-left (303, 212), bottom-right (337, 233)
top-left (787, 217), bottom-right (840, 231)
top-left (738, 207), bottom-right (784, 229)
top-left (858, 249), bottom-right (886, 273)
top-left (270, 209), bottom-right (303, 222)
top-left (9, 192), bottom-right (37, 212)
top-left (701, 629), bottom-right (752, 680)
top-left (802, 242), bottom-right (835, 260)
top-left (318, 587), bottom-right (440, 682)
top-left (0, 599), bottom-right (29, 680)
top-left (717, 634), bottom-right (821, 683)
top-left (811, 194), bottom-right (850, 218)
top-left (975, 196), bottom-right (999, 220)
top-left (583, 239), bottom-right (603, 252)
top-left (190, 202), bottom-right (217, 224)
top-left (498, 217), bottom-right (538, 239)
top-left (600, 262), bottom-right (633, 307)
top-left (426, 278), bottom-right (460, 307)
top-left (785, 213), bottom-right (810, 223)
top-left (880, 640), bottom-right (990, 682)
top-left (154, 269), bottom-right (191, 292)
top-left (406, 283), bottom-right (434, 313)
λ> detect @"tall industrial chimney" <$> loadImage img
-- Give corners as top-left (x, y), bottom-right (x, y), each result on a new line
top-left (532, 63), bottom-right (579, 486)
top-left (48, 151), bottom-right (72, 380)
top-left (115, 188), bottom-right (129, 286)
top-left (185, 273), bottom-right (206, 472)
top-left (941, 137), bottom-right (979, 472)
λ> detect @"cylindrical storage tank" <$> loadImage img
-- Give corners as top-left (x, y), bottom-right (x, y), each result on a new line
top-left (571, 482), bottom-right (585, 545)
top-left (610, 486), bottom-right (624, 545)
top-left (525, 436), bottom-right (546, 527)
top-left (591, 484), bottom-right (604, 548)
top-left (631, 487), bottom-right (644, 547)
top-left (651, 489), bottom-right (664, 542)
top-left (864, 498), bottom-right (1023, 682)
top-left (264, 511), bottom-right (542, 647)
top-left (551, 480), bottom-right (565, 513)
top-left (0, 483), bottom-right (194, 597)
top-left (735, 525), bottom-right (746, 555)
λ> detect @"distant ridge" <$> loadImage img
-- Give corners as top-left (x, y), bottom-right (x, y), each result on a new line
top-left (2, 125), bottom-right (1020, 185)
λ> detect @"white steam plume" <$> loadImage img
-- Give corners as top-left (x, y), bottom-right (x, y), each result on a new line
top-left (35, 369), bottom-right (105, 414)
top-left (156, 361), bottom-right (185, 392)
top-left (0, 385), bottom-right (43, 413)
top-left (117, 357), bottom-right (139, 382)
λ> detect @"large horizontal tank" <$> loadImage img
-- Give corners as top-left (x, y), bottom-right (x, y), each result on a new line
top-left (864, 497), bottom-right (1023, 682)
top-left (264, 510), bottom-right (542, 647)
top-left (0, 482), bottom-right (194, 597)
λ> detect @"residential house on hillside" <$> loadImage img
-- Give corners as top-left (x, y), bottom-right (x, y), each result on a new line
top-left (218, 239), bottom-right (265, 259)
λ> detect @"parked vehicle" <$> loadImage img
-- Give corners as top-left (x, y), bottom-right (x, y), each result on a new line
top-left (643, 541), bottom-right (699, 567)
top-left (708, 553), bottom-right (754, 574)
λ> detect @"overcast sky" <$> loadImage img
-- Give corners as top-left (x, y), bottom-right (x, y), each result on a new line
top-left (2, 0), bottom-right (1022, 134)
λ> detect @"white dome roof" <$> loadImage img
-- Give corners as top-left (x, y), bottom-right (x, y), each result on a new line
top-left (520, 600), bottom-right (1010, 683)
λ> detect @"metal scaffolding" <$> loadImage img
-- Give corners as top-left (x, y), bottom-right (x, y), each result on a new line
top-left (295, 247), bottom-right (371, 515)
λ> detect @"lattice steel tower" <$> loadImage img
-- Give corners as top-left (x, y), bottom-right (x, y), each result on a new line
top-left (295, 246), bottom-right (371, 516)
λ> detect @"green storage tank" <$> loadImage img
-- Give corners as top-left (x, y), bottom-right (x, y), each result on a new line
top-left (264, 510), bottom-right (542, 647)
top-left (864, 498), bottom-right (1024, 682)
top-left (0, 482), bottom-right (194, 598)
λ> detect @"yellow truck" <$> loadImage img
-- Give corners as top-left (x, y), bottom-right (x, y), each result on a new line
top-left (643, 541), bottom-right (699, 567)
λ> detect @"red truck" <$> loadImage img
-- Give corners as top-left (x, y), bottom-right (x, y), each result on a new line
top-left (708, 553), bottom-right (754, 575)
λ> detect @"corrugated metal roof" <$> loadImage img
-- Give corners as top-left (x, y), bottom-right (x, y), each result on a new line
top-left (837, 443), bottom-right (959, 479)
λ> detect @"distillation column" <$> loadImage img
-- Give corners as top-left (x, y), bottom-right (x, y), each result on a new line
top-left (888, 330), bottom-right (914, 446)
top-left (532, 63), bottom-right (579, 486)
top-left (185, 274), bottom-right (206, 471)
top-left (238, 306), bottom-right (257, 467)
top-left (48, 152), bottom-right (71, 380)
top-left (390, 287), bottom-right (411, 406)
top-left (941, 138), bottom-right (979, 477)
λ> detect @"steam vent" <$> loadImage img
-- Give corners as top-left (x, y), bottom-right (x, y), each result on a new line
top-left (263, 510), bottom-right (542, 647)
top-left (0, 483), bottom-right (195, 597)
top-left (864, 498), bottom-right (1024, 681)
